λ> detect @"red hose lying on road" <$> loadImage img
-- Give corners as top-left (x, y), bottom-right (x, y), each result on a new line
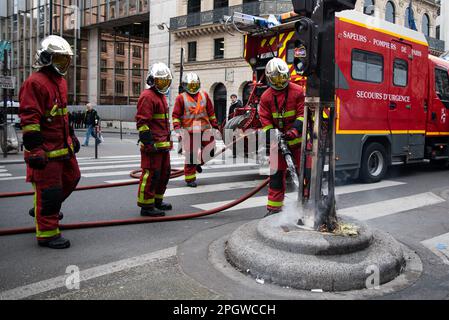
top-left (0, 178), bottom-right (269, 236)
top-left (0, 133), bottom-right (252, 199)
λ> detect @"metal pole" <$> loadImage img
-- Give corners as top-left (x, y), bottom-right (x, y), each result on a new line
top-left (3, 49), bottom-right (8, 158)
top-left (178, 47), bottom-right (184, 94)
top-left (95, 125), bottom-right (98, 159)
top-left (49, 0), bottom-right (53, 35)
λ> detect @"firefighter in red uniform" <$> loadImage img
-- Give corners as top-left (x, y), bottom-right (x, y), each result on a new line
top-left (19, 35), bottom-right (81, 249)
top-left (136, 62), bottom-right (173, 216)
top-left (172, 73), bottom-right (219, 187)
top-left (258, 58), bottom-right (305, 215)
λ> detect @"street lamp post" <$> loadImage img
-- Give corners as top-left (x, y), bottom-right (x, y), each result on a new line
top-left (157, 22), bottom-right (172, 106)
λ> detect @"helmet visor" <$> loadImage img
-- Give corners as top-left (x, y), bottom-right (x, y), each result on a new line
top-left (154, 77), bottom-right (172, 94)
top-left (185, 81), bottom-right (200, 94)
top-left (268, 73), bottom-right (289, 90)
top-left (52, 54), bottom-right (72, 75)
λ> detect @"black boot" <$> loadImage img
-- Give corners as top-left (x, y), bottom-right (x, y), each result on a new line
top-left (29, 208), bottom-right (64, 220)
top-left (196, 165), bottom-right (203, 173)
top-left (140, 207), bottom-right (166, 217)
top-left (264, 209), bottom-right (281, 217)
top-left (186, 181), bottom-right (197, 188)
top-left (155, 200), bottom-right (172, 211)
top-left (38, 235), bottom-right (71, 249)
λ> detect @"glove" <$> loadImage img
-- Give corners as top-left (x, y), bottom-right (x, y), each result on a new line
top-left (284, 128), bottom-right (299, 141)
top-left (25, 148), bottom-right (48, 169)
top-left (139, 130), bottom-right (157, 154)
top-left (69, 126), bottom-right (80, 154)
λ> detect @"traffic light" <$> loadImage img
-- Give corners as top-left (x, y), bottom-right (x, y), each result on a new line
top-left (323, 0), bottom-right (357, 12)
top-left (292, 0), bottom-right (316, 17)
top-left (293, 17), bottom-right (318, 77)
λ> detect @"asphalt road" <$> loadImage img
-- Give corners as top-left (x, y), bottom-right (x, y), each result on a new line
top-left (0, 132), bottom-right (449, 300)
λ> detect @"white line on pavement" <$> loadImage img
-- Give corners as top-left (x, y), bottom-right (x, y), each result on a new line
top-left (0, 246), bottom-right (177, 300)
top-left (421, 232), bottom-right (449, 265)
top-left (0, 169), bottom-right (8, 173)
top-left (0, 175), bottom-right (26, 181)
top-left (0, 173), bottom-right (12, 177)
top-left (164, 180), bottom-right (262, 197)
top-left (338, 192), bottom-right (445, 221)
top-left (191, 180), bottom-right (413, 213)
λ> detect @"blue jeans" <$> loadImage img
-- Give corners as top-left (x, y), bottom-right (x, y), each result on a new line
top-left (83, 125), bottom-right (98, 146)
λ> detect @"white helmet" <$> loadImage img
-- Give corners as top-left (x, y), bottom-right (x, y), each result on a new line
top-left (181, 72), bottom-right (201, 95)
top-left (146, 62), bottom-right (173, 94)
top-left (265, 58), bottom-right (290, 91)
top-left (34, 35), bottom-right (74, 76)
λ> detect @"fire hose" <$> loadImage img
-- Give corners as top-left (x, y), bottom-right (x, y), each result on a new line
top-left (0, 132), bottom-right (269, 236)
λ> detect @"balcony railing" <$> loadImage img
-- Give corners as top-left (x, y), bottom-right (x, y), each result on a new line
top-left (426, 36), bottom-right (445, 54)
top-left (170, 1), bottom-right (293, 30)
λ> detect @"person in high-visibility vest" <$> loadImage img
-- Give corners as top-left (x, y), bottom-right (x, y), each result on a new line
top-left (172, 73), bottom-right (219, 187)
top-left (258, 58), bottom-right (305, 216)
top-left (19, 35), bottom-right (81, 249)
top-left (136, 63), bottom-right (173, 216)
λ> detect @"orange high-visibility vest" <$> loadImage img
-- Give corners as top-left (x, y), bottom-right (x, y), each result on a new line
top-left (181, 91), bottom-right (212, 133)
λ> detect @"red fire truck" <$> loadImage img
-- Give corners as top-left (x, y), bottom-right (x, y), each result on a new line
top-left (234, 9), bottom-right (449, 182)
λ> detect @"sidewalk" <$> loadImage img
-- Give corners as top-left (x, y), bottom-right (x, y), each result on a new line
top-left (0, 131), bottom-right (141, 164)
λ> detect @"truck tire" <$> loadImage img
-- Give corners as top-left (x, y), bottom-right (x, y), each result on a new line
top-left (360, 142), bottom-right (387, 183)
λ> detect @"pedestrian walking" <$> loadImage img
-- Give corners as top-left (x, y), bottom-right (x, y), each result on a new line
top-left (82, 103), bottom-right (101, 146)
top-left (18, 35), bottom-right (81, 249)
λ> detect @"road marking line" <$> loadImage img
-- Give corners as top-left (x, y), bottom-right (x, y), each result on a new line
top-left (86, 168), bottom-right (264, 179)
top-left (79, 163), bottom-right (141, 171)
top-left (0, 173), bottom-right (12, 177)
top-left (164, 180), bottom-right (262, 197)
top-left (421, 232), bottom-right (449, 265)
top-left (0, 175), bottom-right (26, 181)
top-left (192, 181), bottom-right (428, 216)
top-left (338, 192), bottom-right (445, 221)
top-left (0, 246), bottom-right (177, 300)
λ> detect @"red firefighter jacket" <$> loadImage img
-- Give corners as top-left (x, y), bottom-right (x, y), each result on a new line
top-left (136, 88), bottom-right (172, 151)
top-left (258, 82), bottom-right (305, 148)
top-left (172, 91), bottom-right (218, 132)
top-left (19, 68), bottom-right (75, 160)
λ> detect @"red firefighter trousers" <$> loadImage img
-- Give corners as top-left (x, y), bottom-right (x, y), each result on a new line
top-left (267, 146), bottom-right (301, 211)
top-left (137, 151), bottom-right (171, 208)
top-left (27, 156), bottom-right (80, 241)
top-left (183, 132), bottom-right (215, 183)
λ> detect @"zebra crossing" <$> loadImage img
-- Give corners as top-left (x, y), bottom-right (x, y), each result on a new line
top-left (0, 144), bottom-right (449, 266)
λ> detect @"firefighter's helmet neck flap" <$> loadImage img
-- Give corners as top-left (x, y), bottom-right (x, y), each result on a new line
top-left (266, 58), bottom-right (290, 91)
top-left (34, 35), bottom-right (74, 76)
top-left (182, 72), bottom-right (201, 95)
top-left (146, 62), bottom-right (173, 95)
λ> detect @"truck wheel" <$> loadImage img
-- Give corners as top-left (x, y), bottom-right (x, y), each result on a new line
top-left (360, 142), bottom-right (387, 183)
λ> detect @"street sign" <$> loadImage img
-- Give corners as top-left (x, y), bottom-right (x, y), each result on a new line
top-left (0, 76), bottom-right (15, 89)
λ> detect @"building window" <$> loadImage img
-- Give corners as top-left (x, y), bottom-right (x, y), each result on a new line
top-left (351, 49), bottom-right (383, 83)
top-left (187, 0), bottom-right (201, 14)
top-left (405, 7), bottom-right (417, 30)
top-left (116, 43), bottom-right (125, 55)
top-left (133, 46), bottom-right (142, 58)
top-left (385, 1), bottom-right (395, 24)
top-left (422, 14), bottom-right (430, 37)
top-left (436, 26), bottom-right (440, 40)
top-left (393, 59), bottom-right (408, 87)
top-left (116, 61), bottom-right (125, 75)
top-left (101, 79), bottom-right (107, 94)
top-left (101, 40), bottom-right (107, 53)
top-left (214, 0), bottom-right (228, 9)
top-left (188, 42), bottom-right (197, 62)
top-left (116, 81), bottom-right (125, 94)
top-left (101, 59), bottom-right (108, 73)
top-left (132, 63), bottom-right (141, 76)
top-left (363, 0), bottom-right (375, 16)
top-left (133, 82), bottom-right (142, 95)
top-left (214, 38), bottom-right (224, 59)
